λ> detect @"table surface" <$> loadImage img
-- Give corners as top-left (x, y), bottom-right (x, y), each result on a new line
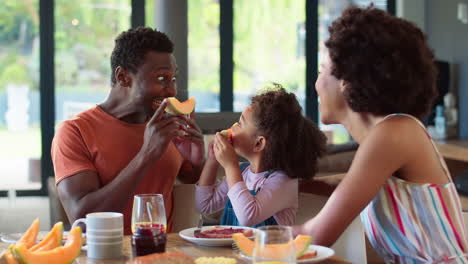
top-left (436, 139), bottom-right (468, 163)
top-left (0, 233), bottom-right (350, 264)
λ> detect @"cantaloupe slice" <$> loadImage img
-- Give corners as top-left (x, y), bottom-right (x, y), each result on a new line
top-left (232, 233), bottom-right (312, 258)
top-left (4, 218), bottom-right (40, 264)
top-left (13, 226), bottom-right (82, 264)
top-left (165, 97), bottom-right (196, 115)
top-left (29, 222), bottom-right (63, 252)
top-left (220, 122), bottom-right (238, 143)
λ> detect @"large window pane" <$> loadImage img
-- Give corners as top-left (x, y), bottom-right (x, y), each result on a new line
top-left (55, 0), bottom-right (131, 123)
top-left (0, 0), bottom-right (41, 191)
top-left (188, 0), bottom-right (220, 112)
top-left (233, 1), bottom-right (306, 112)
top-left (318, 0), bottom-right (387, 144)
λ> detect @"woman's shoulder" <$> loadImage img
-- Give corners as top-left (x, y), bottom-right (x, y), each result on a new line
top-left (371, 114), bottom-right (426, 141)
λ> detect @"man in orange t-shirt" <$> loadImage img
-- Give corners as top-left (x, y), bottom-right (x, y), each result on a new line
top-left (51, 27), bottom-right (205, 235)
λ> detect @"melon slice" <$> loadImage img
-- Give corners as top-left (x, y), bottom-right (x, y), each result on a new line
top-left (13, 226), bottom-right (82, 264)
top-left (165, 97), bottom-right (196, 115)
top-left (220, 122), bottom-right (238, 143)
top-left (17, 218), bottom-right (40, 249)
top-left (4, 218), bottom-right (40, 264)
top-left (232, 233), bottom-right (312, 258)
top-left (29, 222), bottom-right (63, 252)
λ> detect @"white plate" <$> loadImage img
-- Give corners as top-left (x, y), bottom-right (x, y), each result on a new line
top-left (0, 231), bottom-right (70, 244)
top-left (240, 245), bottom-right (335, 263)
top-left (178, 225), bottom-right (255, 247)
top-left (0, 231), bottom-right (87, 250)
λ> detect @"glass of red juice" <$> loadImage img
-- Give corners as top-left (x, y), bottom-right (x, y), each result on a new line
top-left (131, 223), bottom-right (167, 257)
top-left (131, 194), bottom-right (167, 257)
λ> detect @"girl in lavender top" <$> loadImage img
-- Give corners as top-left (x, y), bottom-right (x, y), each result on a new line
top-left (195, 85), bottom-right (327, 227)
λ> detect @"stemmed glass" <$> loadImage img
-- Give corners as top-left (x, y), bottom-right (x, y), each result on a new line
top-left (131, 194), bottom-right (167, 256)
top-left (253, 226), bottom-right (296, 264)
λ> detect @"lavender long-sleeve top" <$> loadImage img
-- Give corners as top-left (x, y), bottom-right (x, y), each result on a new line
top-left (195, 165), bottom-right (298, 226)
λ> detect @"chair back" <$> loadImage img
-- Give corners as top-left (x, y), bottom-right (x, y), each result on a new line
top-left (47, 177), bottom-right (71, 229)
top-left (296, 192), bottom-right (367, 264)
top-left (172, 184), bottom-right (200, 232)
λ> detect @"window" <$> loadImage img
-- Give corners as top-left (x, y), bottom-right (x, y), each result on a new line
top-left (233, 1), bottom-right (306, 112)
top-left (0, 0), bottom-right (42, 191)
top-left (188, 0), bottom-right (220, 112)
top-left (54, 0), bottom-right (131, 123)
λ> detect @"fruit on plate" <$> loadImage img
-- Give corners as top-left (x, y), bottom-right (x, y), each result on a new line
top-left (12, 226), bottom-right (82, 264)
top-left (4, 218), bottom-right (40, 264)
top-left (126, 252), bottom-right (195, 264)
top-left (164, 97), bottom-right (196, 115)
top-left (29, 222), bottom-right (63, 252)
top-left (194, 226), bottom-right (253, 239)
top-left (232, 233), bottom-right (312, 258)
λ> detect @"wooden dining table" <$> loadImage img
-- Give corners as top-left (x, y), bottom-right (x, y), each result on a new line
top-left (0, 233), bottom-right (350, 264)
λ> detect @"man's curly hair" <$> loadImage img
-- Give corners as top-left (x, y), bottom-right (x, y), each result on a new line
top-left (251, 84), bottom-right (327, 179)
top-left (325, 5), bottom-right (437, 119)
top-left (110, 27), bottom-right (174, 85)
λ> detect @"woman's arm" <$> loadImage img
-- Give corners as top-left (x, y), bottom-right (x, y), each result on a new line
top-left (295, 120), bottom-right (414, 246)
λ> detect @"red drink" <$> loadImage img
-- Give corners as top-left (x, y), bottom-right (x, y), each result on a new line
top-left (131, 223), bottom-right (167, 257)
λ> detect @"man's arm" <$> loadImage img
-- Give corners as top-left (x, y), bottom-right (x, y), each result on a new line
top-left (57, 152), bottom-right (153, 222)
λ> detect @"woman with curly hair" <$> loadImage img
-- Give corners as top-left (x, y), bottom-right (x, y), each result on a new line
top-left (195, 85), bottom-right (327, 227)
top-left (293, 5), bottom-right (468, 263)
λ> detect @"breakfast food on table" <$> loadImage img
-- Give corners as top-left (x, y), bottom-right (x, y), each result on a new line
top-left (193, 226), bottom-right (253, 239)
top-left (126, 252), bottom-right (195, 264)
top-left (12, 226), bottom-right (82, 264)
top-left (152, 96), bottom-right (196, 115)
top-left (195, 256), bottom-right (237, 264)
top-left (297, 249), bottom-right (318, 260)
top-left (232, 233), bottom-right (312, 259)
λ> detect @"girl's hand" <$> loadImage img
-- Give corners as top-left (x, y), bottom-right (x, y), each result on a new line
top-left (213, 132), bottom-right (238, 170)
top-left (205, 140), bottom-right (219, 166)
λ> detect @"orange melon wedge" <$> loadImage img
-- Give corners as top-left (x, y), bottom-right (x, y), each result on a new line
top-left (30, 222), bottom-right (63, 252)
top-left (165, 97), bottom-right (196, 115)
top-left (220, 122), bottom-right (237, 143)
top-left (4, 218), bottom-right (40, 264)
top-left (232, 233), bottom-right (312, 259)
top-left (13, 226), bottom-right (82, 264)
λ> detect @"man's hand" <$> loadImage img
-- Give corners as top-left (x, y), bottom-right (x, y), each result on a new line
top-left (140, 99), bottom-right (187, 163)
top-left (213, 132), bottom-right (238, 170)
top-left (172, 112), bottom-right (205, 167)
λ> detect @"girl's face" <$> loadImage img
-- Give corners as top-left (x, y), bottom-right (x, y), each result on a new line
top-left (315, 52), bottom-right (348, 124)
top-left (231, 104), bottom-right (262, 159)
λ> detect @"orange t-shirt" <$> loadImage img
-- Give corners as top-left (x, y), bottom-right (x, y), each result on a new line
top-left (51, 106), bottom-right (184, 234)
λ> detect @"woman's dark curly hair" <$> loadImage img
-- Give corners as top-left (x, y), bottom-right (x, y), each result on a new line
top-left (325, 5), bottom-right (437, 119)
top-left (251, 84), bottom-right (327, 179)
top-left (110, 27), bottom-right (174, 85)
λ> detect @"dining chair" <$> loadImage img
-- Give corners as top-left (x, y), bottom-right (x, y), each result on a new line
top-left (172, 183), bottom-right (201, 233)
top-left (47, 177), bottom-right (71, 230)
top-left (296, 192), bottom-right (367, 264)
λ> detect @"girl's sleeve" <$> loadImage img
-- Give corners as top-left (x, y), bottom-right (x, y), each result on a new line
top-left (227, 172), bottom-right (298, 226)
top-left (195, 178), bottom-right (230, 214)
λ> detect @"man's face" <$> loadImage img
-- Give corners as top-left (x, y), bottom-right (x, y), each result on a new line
top-left (130, 51), bottom-right (178, 116)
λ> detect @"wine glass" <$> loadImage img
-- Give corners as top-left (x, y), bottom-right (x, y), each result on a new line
top-left (131, 194), bottom-right (167, 256)
top-left (252, 225), bottom-right (296, 264)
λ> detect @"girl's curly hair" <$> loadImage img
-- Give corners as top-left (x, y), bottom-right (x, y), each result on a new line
top-left (325, 5), bottom-right (437, 119)
top-left (251, 84), bottom-right (327, 179)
